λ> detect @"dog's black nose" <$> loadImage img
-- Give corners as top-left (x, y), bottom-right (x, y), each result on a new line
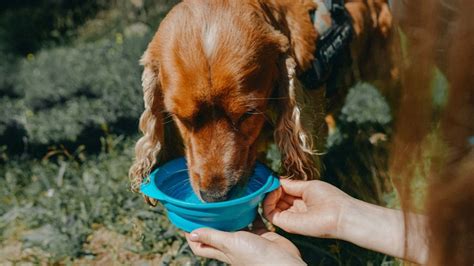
top-left (199, 189), bottom-right (228, 202)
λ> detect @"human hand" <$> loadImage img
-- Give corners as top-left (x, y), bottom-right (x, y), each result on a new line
top-left (263, 179), bottom-right (353, 239)
top-left (264, 179), bottom-right (429, 264)
top-left (186, 218), bottom-right (306, 265)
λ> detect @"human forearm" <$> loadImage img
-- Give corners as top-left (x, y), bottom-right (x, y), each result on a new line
top-left (337, 198), bottom-right (428, 264)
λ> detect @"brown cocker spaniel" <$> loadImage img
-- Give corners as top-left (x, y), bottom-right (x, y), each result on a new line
top-left (129, 0), bottom-right (394, 203)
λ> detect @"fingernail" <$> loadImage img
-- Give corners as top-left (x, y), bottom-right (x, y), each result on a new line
top-left (189, 232), bottom-right (199, 241)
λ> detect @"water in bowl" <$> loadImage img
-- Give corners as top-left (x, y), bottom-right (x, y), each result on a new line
top-left (157, 169), bottom-right (267, 203)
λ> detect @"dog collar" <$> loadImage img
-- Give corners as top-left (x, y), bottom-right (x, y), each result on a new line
top-left (300, 0), bottom-right (354, 90)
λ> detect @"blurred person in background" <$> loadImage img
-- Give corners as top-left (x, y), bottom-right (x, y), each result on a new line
top-left (186, 0), bottom-right (474, 265)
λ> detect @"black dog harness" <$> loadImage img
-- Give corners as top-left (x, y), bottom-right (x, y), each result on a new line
top-left (299, 0), bottom-right (354, 90)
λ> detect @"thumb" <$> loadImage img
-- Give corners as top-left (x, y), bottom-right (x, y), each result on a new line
top-left (189, 228), bottom-right (232, 251)
top-left (280, 179), bottom-right (309, 197)
top-left (267, 208), bottom-right (308, 234)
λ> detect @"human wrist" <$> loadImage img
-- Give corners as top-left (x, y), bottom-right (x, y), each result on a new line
top-left (252, 250), bottom-right (306, 266)
top-left (335, 198), bottom-right (428, 264)
top-left (336, 197), bottom-right (398, 246)
top-left (334, 196), bottom-right (364, 240)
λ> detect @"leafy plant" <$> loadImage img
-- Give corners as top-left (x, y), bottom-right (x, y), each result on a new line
top-left (0, 138), bottom-right (198, 263)
top-left (324, 82), bottom-right (393, 204)
top-left (340, 82), bottom-right (392, 126)
top-left (1, 34), bottom-right (150, 151)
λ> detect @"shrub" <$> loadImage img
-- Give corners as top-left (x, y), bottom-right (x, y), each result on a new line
top-left (340, 82), bottom-right (392, 126)
top-left (2, 34), bottom-right (150, 149)
top-left (0, 0), bottom-right (179, 153)
top-left (324, 82), bottom-right (393, 204)
top-left (0, 98), bottom-right (27, 154)
top-left (0, 138), bottom-right (195, 263)
top-left (0, 52), bottom-right (21, 97)
top-left (0, 98), bottom-right (26, 136)
top-left (0, 0), bottom-right (107, 55)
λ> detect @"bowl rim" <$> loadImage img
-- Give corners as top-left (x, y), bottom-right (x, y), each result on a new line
top-left (141, 157), bottom-right (279, 209)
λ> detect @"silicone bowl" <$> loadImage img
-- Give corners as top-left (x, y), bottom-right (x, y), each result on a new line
top-left (140, 157), bottom-right (280, 232)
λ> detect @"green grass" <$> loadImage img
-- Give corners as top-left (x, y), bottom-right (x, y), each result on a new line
top-left (0, 136), bottom-right (203, 264)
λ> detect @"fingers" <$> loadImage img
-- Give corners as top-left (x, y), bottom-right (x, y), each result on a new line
top-left (281, 194), bottom-right (298, 206)
top-left (188, 228), bottom-right (230, 251)
top-left (274, 195), bottom-right (299, 210)
top-left (269, 210), bottom-right (308, 234)
top-left (263, 187), bottom-right (282, 218)
top-left (276, 200), bottom-right (291, 211)
top-left (292, 199), bottom-right (308, 212)
top-left (263, 180), bottom-right (304, 219)
top-left (186, 233), bottom-right (229, 263)
top-left (263, 179), bottom-right (312, 234)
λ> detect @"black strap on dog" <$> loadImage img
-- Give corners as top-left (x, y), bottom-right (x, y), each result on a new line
top-left (300, 0), bottom-right (354, 90)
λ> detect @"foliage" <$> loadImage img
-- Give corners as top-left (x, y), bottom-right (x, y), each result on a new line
top-left (324, 82), bottom-right (393, 204)
top-left (0, 52), bottom-right (20, 97)
top-left (0, 99), bottom-right (25, 135)
top-left (340, 82), bottom-right (392, 126)
top-left (0, 0), bottom-right (180, 154)
top-left (1, 34), bottom-right (151, 152)
top-left (0, 0), bottom-right (107, 55)
top-left (76, 0), bottom-right (180, 43)
top-left (0, 137), bottom-right (201, 263)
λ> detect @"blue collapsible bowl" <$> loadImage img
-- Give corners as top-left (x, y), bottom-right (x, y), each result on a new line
top-left (140, 157), bottom-right (280, 232)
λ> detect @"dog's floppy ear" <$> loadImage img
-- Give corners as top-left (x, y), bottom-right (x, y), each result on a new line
top-left (129, 50), bottom-right (165, 198)
top-left (259, 2), bottom-right (321, 181)
top-left (274, 54), bottom-right (320, 180)
top-left (263, 25), bottom-right (321, 180)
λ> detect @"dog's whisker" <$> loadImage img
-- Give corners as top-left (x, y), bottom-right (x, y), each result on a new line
top-left (163, 114), bottom-right (173, 120)
top-left (162, 117), bottom-right (175, 125)
top-left (162, 168), bottom-right (190, 177)
top-left (247, 97), bottom-right (289, 100)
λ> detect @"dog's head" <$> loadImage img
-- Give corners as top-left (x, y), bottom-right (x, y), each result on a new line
top-left (129, 1), bottom-right (318, 202)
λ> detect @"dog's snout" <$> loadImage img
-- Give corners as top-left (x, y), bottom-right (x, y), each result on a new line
top-left (194, 173), bottom-right (230, 202)
top-left (199, 174), bottom-right (225, 190)
top-left (199, 189), bottom-right (228, 202)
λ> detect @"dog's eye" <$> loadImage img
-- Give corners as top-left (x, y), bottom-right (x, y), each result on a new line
top-left (237, 110), bottom-right (255, 125)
